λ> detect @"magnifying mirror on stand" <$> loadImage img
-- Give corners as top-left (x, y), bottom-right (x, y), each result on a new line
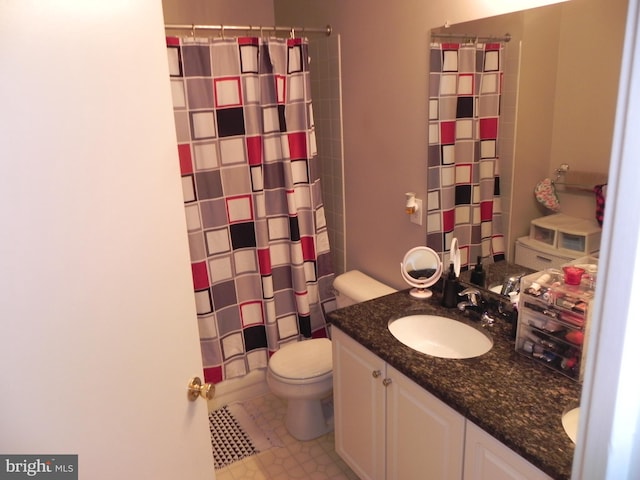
top-left (400, 246), bottom-right (443, 298)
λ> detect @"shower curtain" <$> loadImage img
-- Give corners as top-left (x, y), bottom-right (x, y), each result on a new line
top-left (427, 41), bottom-right (506, 268)
top-left (166, 35), bottom-right (335, 384)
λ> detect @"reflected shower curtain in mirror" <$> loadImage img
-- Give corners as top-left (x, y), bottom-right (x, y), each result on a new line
top-left (427, 41), bottom-right (506, 268)
top-left (167, 36), bottom-right (335, 384)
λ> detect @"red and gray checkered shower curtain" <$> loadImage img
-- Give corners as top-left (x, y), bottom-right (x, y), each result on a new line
top-left (427, 41), bottom-right (506, 268)
top-left (167, 36), bottom-right (335, 384)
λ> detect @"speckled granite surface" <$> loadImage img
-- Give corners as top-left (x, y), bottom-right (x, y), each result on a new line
top-left (327, 287), bottom-right (581, 480)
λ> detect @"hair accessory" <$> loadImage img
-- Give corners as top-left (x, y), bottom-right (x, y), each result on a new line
top-left (534, 178), bottom-right (561, 211)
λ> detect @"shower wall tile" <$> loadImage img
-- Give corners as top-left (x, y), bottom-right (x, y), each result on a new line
top-left (309, 35), bottom-right (346, 275)
top-left (497, 40), bottom-right (521, 260)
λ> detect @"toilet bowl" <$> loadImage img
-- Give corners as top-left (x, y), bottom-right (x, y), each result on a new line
top-left (267, 338), bottom-right (334, 441)
top-left (267, 270), bottom-right (396, 441)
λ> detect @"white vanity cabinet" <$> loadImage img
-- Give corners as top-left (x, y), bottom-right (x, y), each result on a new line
top-left (332, 327), bottom-right (465, 480)
top-left (333, 327), bottom-right (553, 480)
top-left (386, 362), bottom-right (465, 479)
top-left (464, 421), bottom-right (552, 480)
top-left (333, 326), bottom-right (387, 479)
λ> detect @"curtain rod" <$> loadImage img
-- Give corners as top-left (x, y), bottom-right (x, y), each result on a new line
top-left (431, 32), bottom-right (511, 43)
top-left (165, 23), bottom-right (332, 37)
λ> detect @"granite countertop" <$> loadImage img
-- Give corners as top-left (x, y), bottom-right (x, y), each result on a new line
top-left (327, 288), bottom-right (581, 480)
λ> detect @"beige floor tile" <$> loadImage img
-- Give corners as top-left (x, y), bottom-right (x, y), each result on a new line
top-left (213, 393), bottom-right (358, 479)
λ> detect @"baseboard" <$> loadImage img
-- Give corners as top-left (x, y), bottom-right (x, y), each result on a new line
top-left (207, 368), bottom-right (270, 411)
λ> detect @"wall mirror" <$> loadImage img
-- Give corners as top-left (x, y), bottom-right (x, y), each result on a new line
top-left (430, 0), bottom-right (625, 260)
top-left (400, 246), bottom-right (443, 298)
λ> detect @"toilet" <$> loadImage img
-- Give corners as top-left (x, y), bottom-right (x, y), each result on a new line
top-left (266, 270), bottom-right (396, 441)
top-left (333, 269), bottom-right (397, 308)
top-left (267, 338), bottom-right (334, 441)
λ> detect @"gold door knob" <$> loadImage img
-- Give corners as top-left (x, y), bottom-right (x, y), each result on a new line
top-left (187, 376), bottom-right (214, 401)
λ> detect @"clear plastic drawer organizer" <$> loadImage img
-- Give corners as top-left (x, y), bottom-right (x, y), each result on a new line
top-left (529, 214), bottom-right (601, 255)
top-left (515, 259), bottom-right (597, 382)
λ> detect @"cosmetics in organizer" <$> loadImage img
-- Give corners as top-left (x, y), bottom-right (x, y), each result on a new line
top-left (515, 261), bottom-right (596, 382)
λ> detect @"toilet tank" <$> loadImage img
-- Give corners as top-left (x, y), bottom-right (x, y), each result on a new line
top-left (333, 270), bottom-right (396, 308)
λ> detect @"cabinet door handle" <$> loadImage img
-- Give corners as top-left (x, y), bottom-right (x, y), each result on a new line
top-left (535, 255), bottom-right (552, 263)
top-left (372, 370), bottom-right (381, 378)
top-left (382, 378), bottom-right (392, 387)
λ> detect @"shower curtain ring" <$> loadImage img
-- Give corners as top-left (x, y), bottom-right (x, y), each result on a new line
top-left (190, 24), bottom-right (195, 37)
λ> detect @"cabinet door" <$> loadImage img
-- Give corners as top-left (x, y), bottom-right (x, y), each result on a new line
top-left (464, 421), bottom-right (553, 480)
top-left (333, 327), bottom-right (387, 480)
top-left (386, 365), bottom-right (465, 480)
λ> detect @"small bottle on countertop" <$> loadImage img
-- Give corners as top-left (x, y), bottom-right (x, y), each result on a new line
top-left (470, 256), bottom-right (485, 287)
top-left (441, 262), bottom-right (459, 308)
top-left (508, 291), bottom-right (519, 339)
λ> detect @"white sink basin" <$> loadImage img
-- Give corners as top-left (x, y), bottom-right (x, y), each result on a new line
top-left (562, 407), bottom-right (580, 443)
top-left (388, 314), bottom-right (493, 359)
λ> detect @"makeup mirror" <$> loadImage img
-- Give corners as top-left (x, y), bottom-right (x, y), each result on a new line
top-left (400, 246), bottom-right (443, 298)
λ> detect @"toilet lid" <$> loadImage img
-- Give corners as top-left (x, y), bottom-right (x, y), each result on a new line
top-left (270, 338), bottom-right (332, 380)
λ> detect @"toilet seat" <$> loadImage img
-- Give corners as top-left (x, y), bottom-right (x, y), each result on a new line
top-left (269, 338), bottom-right (332, 381)
top-left (269, 369), bottom-right (332, 386)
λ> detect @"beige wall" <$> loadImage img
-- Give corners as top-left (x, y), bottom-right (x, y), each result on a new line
top-left (162, 0), bottom-right (275, 28)
top-left (510, 6), bottom-right (564, 256)
top-left (547, 0), bottom-right (627, 218)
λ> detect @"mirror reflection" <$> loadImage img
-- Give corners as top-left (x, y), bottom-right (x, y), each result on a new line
top-left (431, 0), bottom-right (625, 262)
top-left (400, 246), bottom-right (443, 298)
top-left (404, 249), bottom-right (439, 280)
top-left (407, 265), bottom-right (437, 281)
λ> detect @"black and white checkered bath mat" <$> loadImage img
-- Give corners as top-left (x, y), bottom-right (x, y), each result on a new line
top-left (209, 405), bottom-right (258, 469)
